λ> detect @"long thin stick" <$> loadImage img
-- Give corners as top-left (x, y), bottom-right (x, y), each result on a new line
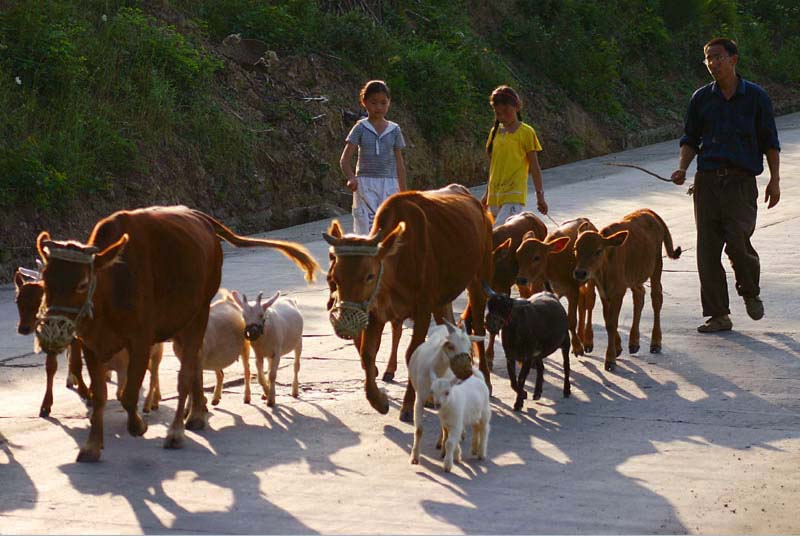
top-left (605, 162), bottom-right (673, 182)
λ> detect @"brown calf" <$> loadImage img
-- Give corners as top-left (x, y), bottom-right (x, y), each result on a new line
top-left (573, 209), bottom-right (681, 371)
top-left (515, 218), bottom-right (598, 356)
top-left (36, 205), bottom-right (318, 462)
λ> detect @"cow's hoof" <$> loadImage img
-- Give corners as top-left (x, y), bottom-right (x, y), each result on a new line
top-left (513, 403), bottom-right (523, 412)
top-left (369, 394), bottom-right (390, 415)
top-left (244, 396), bottom-right (251, 404)
top-left (410, 457), bottom-right (419, 465)
top-left (605, 362), bottom-right (616, 372)
top-left (185, 415), bottom-right (206, 431)
top-left (261, 393), bottom-right (268, 400)
top-left (399, 409), bottom-right (413, 423)
top-left (267, 400), bottom-right (276, 408)
top-left (563, 389), bottom-right (571, 398)
top-left (127, 415), bottom-right (147, 437)
top-left (650, 345), bottom-right (662, 354)
top-left (164, 432), bottom-right (184, 450)
top-left (629, 344), bottom-right (640, 354)
top-left (76, 447), bottom-right (101, 463)
top-left (211, 399), bottom-right (220, 406)
top-left (382, 371), bottom-right (395, 383)
top-left (39, 407), bottom-right (51, 418)
top-left (615, 347), bottom-right (623, 357)
top-left (584, 345), bottom-right (593, 353)
top-left (533, 393), bottom-right (542, 401)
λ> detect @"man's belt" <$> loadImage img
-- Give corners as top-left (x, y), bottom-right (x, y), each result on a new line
top-left (700, 167), bottom-right (754, 177)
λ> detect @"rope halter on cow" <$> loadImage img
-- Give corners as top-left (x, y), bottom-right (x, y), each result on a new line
top-left (328, 243), bottom-right (384, 340)
top-left (35, 246), bottom-right (98, 355)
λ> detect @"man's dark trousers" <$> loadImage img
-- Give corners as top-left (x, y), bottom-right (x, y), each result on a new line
top-left (693, 169), bottom-right (760, 317)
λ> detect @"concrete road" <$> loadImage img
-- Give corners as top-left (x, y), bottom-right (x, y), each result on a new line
top-left (1, 114), bottom-right (798, 534)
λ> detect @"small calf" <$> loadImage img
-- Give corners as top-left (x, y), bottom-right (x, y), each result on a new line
top-left (233, 290), bottom-right (303, 407)
top-left (484, 282), bottom-right (571, 411)
top-left (431, 371), bottom-right (491, 473)
top-left (408, 321), bottom-right (478, 465)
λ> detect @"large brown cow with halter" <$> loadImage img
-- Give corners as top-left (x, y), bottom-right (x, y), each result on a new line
top-left (35, 205), bottom-right (318, 462)
top-left (323, 184), bottom-right (494, 422)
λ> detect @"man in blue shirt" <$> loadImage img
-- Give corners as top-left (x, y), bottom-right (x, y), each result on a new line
top-left (672, 37), bottom-right (781, 333)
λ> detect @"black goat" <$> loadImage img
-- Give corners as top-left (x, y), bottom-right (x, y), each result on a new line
top-left (483, 282), bottom-right (571, 411)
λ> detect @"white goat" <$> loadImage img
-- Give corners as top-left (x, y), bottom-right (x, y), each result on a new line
top-left (232, 289), bottom-right (302, 407)
top-left (408, 321), bottom-right (479, 465)
top-left (431, 370), bottom-right (491, 473)
top-left (172, 290), bottom-right (251, 406)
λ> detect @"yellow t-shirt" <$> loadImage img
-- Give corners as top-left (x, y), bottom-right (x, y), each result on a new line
top-left (486, 122), bottom-right (542, 207)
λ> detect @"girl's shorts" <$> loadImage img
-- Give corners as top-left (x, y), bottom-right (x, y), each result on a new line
top-left (352, 176), bottom-right (399, 235)
top-left (489, 203), bottom-right (525, 228)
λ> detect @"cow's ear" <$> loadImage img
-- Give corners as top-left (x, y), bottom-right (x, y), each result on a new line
top-left (521, 230), bottom-right (538, 241)
top-left (577, 221), bottom-right (592, 234)
top-left (36, 231), bottom-right (51, 262)
top-left (94, 233), bottom-right (129, 271)
top-left (14, 270), bottom-right (25, 292)
top-left (493, 238), bottom-right (513, 261)
top-left (605, 230), bottom-right (629, 248)
top-left (548, 236), bottom-right (571, 254)
top-left (328, 220), bottom-right (344, 238)
top-left (378, 222), bottom-right (405, 259)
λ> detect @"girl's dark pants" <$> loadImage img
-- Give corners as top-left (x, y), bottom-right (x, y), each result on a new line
top-left (693, 170), bottom-right (760, 318)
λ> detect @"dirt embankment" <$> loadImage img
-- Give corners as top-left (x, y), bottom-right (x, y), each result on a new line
top-left (3, 24), bottom-right (799, 282)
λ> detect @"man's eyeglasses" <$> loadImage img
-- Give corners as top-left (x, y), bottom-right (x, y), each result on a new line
top-left (703, 54), bottom-right (729, 66)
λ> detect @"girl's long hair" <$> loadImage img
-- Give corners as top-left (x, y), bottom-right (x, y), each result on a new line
top-left (487, 85), bottom-right (523, 156)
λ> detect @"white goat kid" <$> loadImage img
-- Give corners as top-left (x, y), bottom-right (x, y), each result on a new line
top-left (232, 290), bottom-right (303, 407)
top-left (431, 370), bottom-right (491, 473)
top-left (408, 320), bottom-right (480, 465)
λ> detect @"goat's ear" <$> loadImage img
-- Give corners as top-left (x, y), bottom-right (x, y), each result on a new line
top-left (261, 291), bottom-right (280, 311)
top-left (492, 237), bottom-right (513, 261)
top-left (548, 236), bottom-right (571, 254)
top-left (231, 290), bottom-right (244, 308)
top-left (94, 234), bottom-right (129, 272)
top-left (378, 222), bottom-right (405, 260)
top-left (605, 230), bottom-right (629, 248)
top-left (443, 340), bottom-right (456, 352)
top-left (36, 231), bottom-right (51, 263)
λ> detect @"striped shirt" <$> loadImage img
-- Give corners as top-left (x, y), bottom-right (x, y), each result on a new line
top-left (346, 119), bottom-right (406, 179)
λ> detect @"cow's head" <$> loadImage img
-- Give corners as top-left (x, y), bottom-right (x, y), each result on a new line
top-left (35, 231), bottom-right (129, 354)
top-left (573, 229), bottom-right (628, 283)
top-left (515, 233), bottom-right (570, 288)
top-left (322, 219), bottom-right (404, 339)
top-left (14, 265), bottom-right (45, 335)
top-left (482, 281), bottom-right (514, 335)
top-left (231, 290), bottom-right (280, 341)
top-left (491, 237), bottom-right (519, 293)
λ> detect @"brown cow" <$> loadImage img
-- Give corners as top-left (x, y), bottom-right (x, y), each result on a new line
top-left (573, 209), bottom-right (681, 371)
top-left (515, 218), bottom-right (598, 356)
top-left (464, 211), bottom-right (547, 368)
top-left (14, 268), bottom-right (89, 416)
top-left (323, 184), bottom-right (493, 422)
top-left (36, 205), bottom-right (318, 462)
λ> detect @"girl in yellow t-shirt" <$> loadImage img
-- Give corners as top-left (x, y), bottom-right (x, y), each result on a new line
top-left (481, 85), bottom-right (547, 226)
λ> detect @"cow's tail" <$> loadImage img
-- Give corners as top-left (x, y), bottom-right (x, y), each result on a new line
top-left (197, 211), bottom-right (319, 282)
top-left (647, 209), bottom-right (682, 260)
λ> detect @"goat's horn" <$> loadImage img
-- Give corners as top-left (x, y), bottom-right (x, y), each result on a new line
top-left (256, 292), bottom-right (263, 306)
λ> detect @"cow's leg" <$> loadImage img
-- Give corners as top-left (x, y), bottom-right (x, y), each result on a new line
top-left (77, 347), bottom-right (108, 462)
top-left (650, 258), bottom-right (665, 353)
top-left (120, 342), bottom-right (149, 438)
top-left (291, 341), bottom-right (301, 398)
top-left (241, 341), bottom-right (251, 404)
top-left (601, 295), bottom-right (625, 371)
top-left (361, 315), bottom-right (389, 415)
top-left (465, 283), bottom-right (491, 394)
top-left (582, 282), bottom-right (596, 353)
top-left (166, 313), bottom-right (208, 448)
top-left (143, 345), bottom-right (163, 413)
top-left (382, 320), bottom-right (403, 382)
top-left (67, 339), bottom-right (91, 401)
top-left (212, 370), bottom-right (223, 406)
top-left (400, 310), bottom-right (431, 422)
top-left (565, 288), bottom-right (585, 356)
top-left (40, 352), bottom-right (58, 418)
top-left (561, 332), bottom-right (572, 398)
top-left (629, 284), bottom-right (646, 354)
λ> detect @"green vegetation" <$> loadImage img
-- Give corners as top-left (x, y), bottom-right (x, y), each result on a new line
top-left (1, 0), bottom-right (798, 211)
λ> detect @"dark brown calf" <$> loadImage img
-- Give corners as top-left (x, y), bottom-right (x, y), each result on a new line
top-left (573, 209), bottom-right (681, 371)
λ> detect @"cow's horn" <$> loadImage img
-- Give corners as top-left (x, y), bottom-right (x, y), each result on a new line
top-left (17, 267), bottom-right (41, 281)
top-left (366, 228), bottom-right (384, 247)
top-left (322, 233), bottom-right (341, 246)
